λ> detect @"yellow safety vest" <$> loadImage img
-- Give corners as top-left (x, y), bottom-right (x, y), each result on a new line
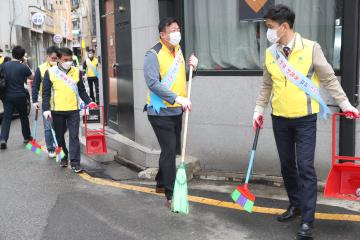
top-left (48, 66), bottom-right (80, 111)
top-left (266, 33), bottom-right (320, 118)
top-left (38, 62), bottom-right (52, 95)
top-left (86, 58), bottom-right (98, 77)
top-left (146, 40), bottom-right (186, 108)
top-left (0, 56), bottom-right (4, 64)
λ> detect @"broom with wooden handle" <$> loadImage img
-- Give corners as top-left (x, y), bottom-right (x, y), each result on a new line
top-left (171, 65), bottom-right (194, 214)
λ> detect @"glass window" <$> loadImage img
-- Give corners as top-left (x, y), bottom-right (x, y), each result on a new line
top-left (184, 0), bottom-right (343, 72)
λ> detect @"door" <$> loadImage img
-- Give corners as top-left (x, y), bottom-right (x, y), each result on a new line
top-left (109, 0), bottom-right (135, 140)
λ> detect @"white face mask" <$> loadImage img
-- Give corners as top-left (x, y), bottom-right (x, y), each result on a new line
top-left (267, 28), bottom-right (280, 44)
top-left (61, 61), bottom-right (73, 70)
top-left (49, 61), bottom-right (57, 66)
top-left (168, 32), bottom-right (181, 46)
top-left (88, 54), bottom-right (93, 58)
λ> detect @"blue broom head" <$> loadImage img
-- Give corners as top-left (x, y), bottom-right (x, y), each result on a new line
top-left (171, 163), bottom-right (189, 214)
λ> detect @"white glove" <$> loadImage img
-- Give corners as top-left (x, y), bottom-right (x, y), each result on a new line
top-left (175, 96), bottom-right (192, 111)
top-left (188, 54), bottom-right (198, 70)
top-left (252, 105), bottom-right (264, 131)
top-left (33, 102), bottom-right (40, 110)
top-left (43, 111), bottom-right (52, 120)
top-left (339, 100), bottom-right (359, 119)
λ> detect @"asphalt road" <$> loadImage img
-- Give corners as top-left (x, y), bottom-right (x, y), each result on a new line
top-left (0, 114), bottom-right (359, 240)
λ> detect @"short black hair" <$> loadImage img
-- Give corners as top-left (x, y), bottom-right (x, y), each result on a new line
top-left (46, 46), bottom-right (59, 56)
top-left (0, 49), bottom-right (3, 53)
top-left (12, 46), bottom-right (26, 60)
top-left (57, 47), bottom-right (73, 58)
top-left (264, 4), bottom-right (295, 29)
top-left (3, 56), bottom-right (11, 63)
top-left (158, 17), bottom-right (180, 33)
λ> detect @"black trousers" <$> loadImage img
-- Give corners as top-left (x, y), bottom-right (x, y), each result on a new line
top-left (272, 114), bottom-right (317, 222)
top-left (0, 95), bottom-right (31, 142)
top-left (87, 77), bottom-right (99, 103)
top-left (148, 114), bottom-right (182, 200)
top-left (52, 111), bottom-right (80, 166)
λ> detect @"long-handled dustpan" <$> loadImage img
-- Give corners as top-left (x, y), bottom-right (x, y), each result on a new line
top-left (324, 112), bottom-right (360, 200)
top-left (231, 121), bottom-right (262, 213)
top-left (171, 66), bottom-right (194, 214)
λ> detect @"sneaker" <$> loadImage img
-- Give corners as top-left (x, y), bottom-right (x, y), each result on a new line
top-left (23, 137), bottom-right (33, 144)
top-left (60, 158), bottom-right (68, 168)
top-left (48, 150), bottom-right (56, 158)
top-left (71, 165), bottom-right (83, 173)
top-left (0, 140), bottom-right (7, 150)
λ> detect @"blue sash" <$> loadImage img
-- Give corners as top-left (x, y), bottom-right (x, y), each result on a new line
top-left (149, 48), bottom-right (184, 113)
top-left (269, 45), bottom-right (331, 119)
top-left (86, 58), bottom-right (99, 78)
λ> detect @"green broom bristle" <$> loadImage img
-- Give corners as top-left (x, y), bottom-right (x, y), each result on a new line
top-left (243, 199), bottom-right (254, 213)
top-left (231, 189), bottom-right (241, 202)
top-left (171, 163), bottom-right (189, 214)
top-left (25, 143), bottom-right (32, 150)
top-left (35, 148), bottom-right (42, 155)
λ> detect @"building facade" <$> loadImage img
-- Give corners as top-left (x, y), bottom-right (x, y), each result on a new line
top-left (71, 0), bottom-right (97, 62)
top-left (96, 0), bottom-right (360, 180)
top-left (0, 0), bottom-right (72, 70)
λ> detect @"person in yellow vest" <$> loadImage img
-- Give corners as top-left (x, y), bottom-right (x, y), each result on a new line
top-left (83, 49), bottom-right (99, 103)
top-left (0, 49), bottom-right (4, 64)
top-left (72, 54), bottom-right (79, 68)
top-left (144, 17), bottom-right (198, 208)
top-left (32, 46), bottom-right (59, 158)
top-left (253, 5), bottom-right (359, 239)
top-left (42, 48), bottom-right (97, 173)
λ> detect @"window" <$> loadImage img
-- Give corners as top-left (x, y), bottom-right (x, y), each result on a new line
top-left (184, 0), bottom-right (343, 73)
top-left (72, 20), bottom-right (80, 30)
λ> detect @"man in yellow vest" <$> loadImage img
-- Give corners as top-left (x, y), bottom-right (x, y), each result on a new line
top-left (253, 5), bottom-right (359, 239)
top-left (32, 46), bottom-right (59, 158)
top-left (144, 17), bottom-right (198, 208)
top-left (83, 49), bottom-right (99, 103)
top-left (42, 48), bottom-right (97, 173)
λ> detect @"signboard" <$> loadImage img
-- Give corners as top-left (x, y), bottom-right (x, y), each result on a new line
top-left (83, 109), bottom-right (101, 124)
top-left (239, 0), bottom-right (274, 22)
top-left (53, 35), bottom-right (63, 44)
top-left (44, 15), bottom-right (54, 27)
top-left (32, 13), bottom-right (45, 26)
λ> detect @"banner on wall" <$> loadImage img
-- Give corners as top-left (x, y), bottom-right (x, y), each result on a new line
top-left (239, 0), bottom-right (275, 22)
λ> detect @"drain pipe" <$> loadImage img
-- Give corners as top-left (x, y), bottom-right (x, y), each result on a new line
top-left (339, 0), bottom-right (360, 159)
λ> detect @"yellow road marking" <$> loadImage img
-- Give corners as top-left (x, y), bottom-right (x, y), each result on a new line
top-left (79, 172), bottom-right (360, 222)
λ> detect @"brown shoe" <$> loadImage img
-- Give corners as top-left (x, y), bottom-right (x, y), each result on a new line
top-left (155, 187), bottom-right (165, 193)
top-left (166, 200), bottom-right (172, 209)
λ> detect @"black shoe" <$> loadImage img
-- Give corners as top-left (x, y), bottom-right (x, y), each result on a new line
top-left (23, 137), bottom-right (33, 144)
top-left (297, 222), bottom-right (313, 239)
top-left (277, 205), bottom-right (301, 222)
top-left (71, 165), bottom-right (83, 173)
top-left (0, 140), bottom-right (7, 149)
top-left (155, 187), bottom-right (165, 194)
top-left (60, 158), bottom-right (68, 168)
